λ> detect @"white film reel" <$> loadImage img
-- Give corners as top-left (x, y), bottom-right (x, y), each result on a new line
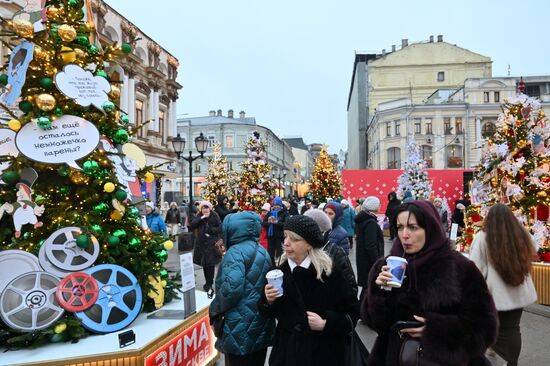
top-left (42, 227), bottom-right (99, 272)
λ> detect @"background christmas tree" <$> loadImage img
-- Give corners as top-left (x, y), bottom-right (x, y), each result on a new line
top-left (458, 90), bottom-right (550, 254)
top-left (237, 132), bottom-right (275, 212)
top-left (0, 1), bottom-right (178, 348)
top-left (201, 143), bottom-right (236, 204)
top-left (309, 147), bottom-right (341, 203)
top-left (397, 138), bottom-right (432, 200)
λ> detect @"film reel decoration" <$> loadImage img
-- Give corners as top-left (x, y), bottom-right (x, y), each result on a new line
top-left (0, 250), bottom-right (41, 296)
top-left (75, 264), bottom-right (142, 334)
top-left (0, 271), bottom-right (65, 331)
top-left (55, 272), bottom-right (99, 312)
top-left (41, 227), bottom-right (100, 275)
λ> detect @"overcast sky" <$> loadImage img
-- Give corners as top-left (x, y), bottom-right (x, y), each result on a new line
top-left (106, 0), bottom-right (550, 154)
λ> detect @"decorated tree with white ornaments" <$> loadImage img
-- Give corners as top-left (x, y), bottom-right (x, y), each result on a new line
top-left (236, 132), bottom-right (276, 212)
top-left (397, 138), bottom-right (432, 200)
top-left (201, 143), bottom-right (236, 203)
top-left (458, 88), bottom-right (550, 255)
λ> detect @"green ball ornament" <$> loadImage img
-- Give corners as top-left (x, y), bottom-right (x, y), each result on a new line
top-left (37, 239), bottom-right (45, 248)
top-left (82, 160), bottom-right (99, 175)
top-left (2, 171), bottom-right (19, 185)
top-left (114, 189), bottom-right (127, 201)
top-left (58, 186), bottom-right (70, 195)
top-left (107, 235), bottom-right (120, 246)
top-left (19, 100), bottom-right (33, 113)
top-left (93, 202), bottom-right (109, 215)
top-left (37, 117), bottom-right (52, 129)
top-left (53, 106), bottom-right (63, 116)
top-left (76, 235), bottom-right (90, 248)
top-left (87, 44), bottom-right (99, 55)
top-left (112, 129), bottom-right (129, 144)
top-left (95, 70), bottom-right (108, 79)
top-left (128, 237), bottom-right (141, 251)
top-left (112, 229), bottom-right (127, 238)
top-left (127, 206), bottom-right (139, 218)
top-left (90, 224), bottom-right (102, 233)
top-left (39, 77), bottom-right (54, 89)
top-left (159, 269), bottom-right (168, 279)
top-left (120, 113), bottom-right (130, 125)
top-left (102, 101), bottom-right (115, 113)
top-left (74, 35), bottom-right (89, 46)
top-left (68, 0), bottom-right (82, 8)
top-left (22, 232), bottom-right (30, 240)
top-left (121, 43), bottom-right (132, 54)
top-left (157, 249), bottom-right (168, 263)
top-left (57, 166), bottom-right (70, 176)
top-left (0, 74), bottom-right (8, 85)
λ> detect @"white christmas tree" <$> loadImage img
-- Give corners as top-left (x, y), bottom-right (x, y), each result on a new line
top-left (397, 138), bottom-right (432, 200)
top-left (201, 143), bottom-right (236, 204)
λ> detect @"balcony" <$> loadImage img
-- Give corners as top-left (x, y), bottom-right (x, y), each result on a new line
top-left (447, 156), bottom-right (463, 168)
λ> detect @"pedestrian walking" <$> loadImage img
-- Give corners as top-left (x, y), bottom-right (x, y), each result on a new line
top-left (339, 199), bottom-right (356, 249)
top-left (385, 192), bottom-right (400, 240)
top-left (263, 197), bottom-right (288, 262)
top-left (145, 201), bottom-right (167, 234)
top-left (209, 211), bottom-right (275, 366)
top-left (259, 203), bottom-right (271, 251)
top-left (469, 203), bottom-right (538, 366)
top-left (323, 201), bottom-right (350, 254)
top-left (164, 201), bottom-right (181, 236)
top-left (433, 197), bottom-right (448, 232)
top-left (215, 195), bottom-right (238, 224)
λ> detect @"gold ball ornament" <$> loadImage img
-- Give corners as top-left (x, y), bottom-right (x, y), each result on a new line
top-left (8, 119), bottom-right (21, 131)
top-left (163, 240), bottom-right (174, 251)
top-left (36, 94), bottom-right (56, 111)
top-left (110, 210), bottom-right (123, 221)
top-left (74, 48), bottom-right (86, 58)
top-left (108, 85), bottom-right (121, 101)
top-left (60, 46), bottom-right (76, 63)
top-left (54, 323), bottom-right (67, 334)
top-left (58, 24), bottom-right (77, 42)
top-left (161, 280), bottom-right (167, 287)
top-left (12, 19), bottom-right (34, 38)
top-left (144, 172), bottom-right (155, 183)
top-left (46, 6), bottom-right (61, 21)
top-left (103, 182), bottom-right (115, 192)
top-left (33, 47), bottom-right (50, 62)
top-left (69, 170), bottom-right (89, 184)
top-left (537, 191), bottom-right (547, 198)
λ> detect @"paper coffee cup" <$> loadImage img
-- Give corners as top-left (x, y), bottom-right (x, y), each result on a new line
top-left (386, 256), bottom-right (407, 288)
top-left (266, 269), bottom-right (284, 297)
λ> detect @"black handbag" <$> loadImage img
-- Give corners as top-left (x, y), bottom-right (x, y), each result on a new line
top-left (178, 232), bottom-right (194, 252)
top-left (345, 315), bottom-right (369, 366)
top-left (388, 321), bottom-right (438, 366)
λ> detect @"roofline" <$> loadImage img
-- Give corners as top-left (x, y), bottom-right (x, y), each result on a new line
top-left (347, 52), bottom-right (380, 111)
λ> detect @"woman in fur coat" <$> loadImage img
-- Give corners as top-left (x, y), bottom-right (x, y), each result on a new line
top-left (365, 201), bottom-right (498, 366)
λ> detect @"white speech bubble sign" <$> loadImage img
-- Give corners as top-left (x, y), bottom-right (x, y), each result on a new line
top-left (0, 129), bottom-right (19, 179)
top-left (54, 64), bottom-right (111, 111)
top-left (15, 115), bottom-right (100, 170)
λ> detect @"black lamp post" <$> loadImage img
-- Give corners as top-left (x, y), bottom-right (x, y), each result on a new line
top-left (171, 132), bottom-right (208, 215)
top-left (276, 168), bottom-right (288, 197)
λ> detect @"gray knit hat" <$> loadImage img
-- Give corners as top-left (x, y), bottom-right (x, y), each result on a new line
top-left (362, 196), bottom-right (381, 212)
top-left (304, 208), bottom-right (332, 233)
top-left (284, 215), bottom-right (325, 248)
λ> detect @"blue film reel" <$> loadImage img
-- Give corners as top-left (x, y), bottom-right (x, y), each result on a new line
top-left (74, 264), bottom-right (142, 334)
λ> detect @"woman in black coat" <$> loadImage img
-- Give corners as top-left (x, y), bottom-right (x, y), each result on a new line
top-left (190, 200), bottom-right (221, 297)
top-left (365, 201), bottom-right (497, 365)
top-left (260, 216), bottom-right (359, 366)
top-left (385, 191), bottom-right (401, 240)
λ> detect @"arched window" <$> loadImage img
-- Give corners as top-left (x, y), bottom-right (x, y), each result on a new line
top-left (482, 122), bottom-right (497, 138)
top-left (421, 145), bottom-right (433, 168)
top-left (387, 147), bottom-right (401, 169)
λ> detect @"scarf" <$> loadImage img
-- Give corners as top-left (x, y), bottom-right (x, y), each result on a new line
top-left (267, 207), bottom-right (281, 237)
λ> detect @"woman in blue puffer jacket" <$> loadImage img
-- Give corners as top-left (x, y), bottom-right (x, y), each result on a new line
top-left (323, 201), bottom-right (350, 254)
top-left (209, 211), bottom-right (275, 365)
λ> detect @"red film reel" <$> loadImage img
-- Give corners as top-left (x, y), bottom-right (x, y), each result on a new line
top-left (55, 272), bottom-right (99, 312)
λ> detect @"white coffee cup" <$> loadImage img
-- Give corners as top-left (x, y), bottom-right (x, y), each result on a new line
top-left (266, 269), bottom-right (284, 297)
top-left (386, 256), bottom-right (408, 288)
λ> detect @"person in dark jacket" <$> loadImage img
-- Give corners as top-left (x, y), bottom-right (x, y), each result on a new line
top-left (339, 199), bottom-right (356, 249)
top-left (452, 203), bottom-right (466, 236)
top-left (365, 201), bottom-right (498, 366)
top-left (145, 201), bottom-right (167, 234)
top-left (385, 191), bottom-right (401, 240)
top-left (259, 215), bottom-right (359, 366)
top-left (288, 200), bottom-right (299, 216)
top-left (190, 200), bottom-right (222, 297)
top-left (323, 201), bottom-right (350, 254)
top-left (304, 208), bottom-right (358, 295)
top-left (214, 195), bottom-right (238, 224)
top-left (209, 211), bottom-right (275, 366)
top-left (262, 196), bottom-right (288, 263)
top-left (164, 201), bottom-right (181, 236)
top-left (355, 196), bottom-right (384, 306)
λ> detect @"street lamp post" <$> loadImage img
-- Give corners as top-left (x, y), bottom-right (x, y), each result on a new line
top-left (171, 132), bottom-right (209, 215)
top-left (276, 168), bottom-right (288, 197)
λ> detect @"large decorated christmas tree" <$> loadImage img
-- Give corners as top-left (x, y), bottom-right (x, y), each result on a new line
top-left (458, 89), bottom-right (550, 254)
top-left (237, 132), bottom-right (275, 212)
top-left (309, 147), bottom-right (340, 203)
top-left (397, 138), bottom-right (432, 200)
top-left (0, 1), bottom-right (177, 348)
top-left (201, 143), bottom-right (236, 204)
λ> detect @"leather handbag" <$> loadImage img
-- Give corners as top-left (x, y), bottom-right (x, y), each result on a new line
top-left (214, 238), bottom-right (226, 257)
top-left (388, 321), bottom-right (438, 366)
top-left (345, 315), bottom-right (369, 366)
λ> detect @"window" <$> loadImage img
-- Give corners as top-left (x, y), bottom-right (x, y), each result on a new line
top-left (421, 145), bottom-right (433, 168)
top-left (444, 117), bottom-right (452, 134)
top-left (414, 119), bottom-right (422, 134)
top-left (455, 117), bottom-right (462, 134)
top-left (227, 161), bottom-right (233, 171)
top-left (446, 145), bottom-right (463, 168)
top-left (395, 121), bottom-right (401, 136)
top-left (425, 118), bottom-right (433, 134)
top-left (158, 110), bottom-right (165, 137)
top-left (524, 84), bottom-right (540, 97)
top-left (484, 92), bottom-right (490, 103)
top-left (387, 147), bottom-right (401, 169)
top-left (386, 122), bottom-right (392, 137)
top-left (482, 122), bottom-right (497, 138)
top-left (494, 91), bottom-right (500, 103)
top-left (225, 135), bottom-right (234, 148)
top-left (437, 72), bottom-right (445, 82)
top-left (208, 135), bottom-right (215, 147)
top-left (194, 162), bottom-right (201, 173)
top-left (135, 100), bottom-right (144, 136)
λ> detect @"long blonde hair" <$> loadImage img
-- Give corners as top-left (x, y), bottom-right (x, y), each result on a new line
top-left (281, 231), bottom-right (332, 281)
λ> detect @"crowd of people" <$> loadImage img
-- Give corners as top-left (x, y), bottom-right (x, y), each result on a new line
top-left (142, 192), bottom-right (537, 366)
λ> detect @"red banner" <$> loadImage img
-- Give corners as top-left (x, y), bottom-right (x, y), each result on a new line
top-left (341, 170), bottom-right (471, 212)
top-left (145, 315), bottom-right (217, 366)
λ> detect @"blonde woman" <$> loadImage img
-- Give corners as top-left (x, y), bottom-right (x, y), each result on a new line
top-left (259, 215), bottom-right (358, 366)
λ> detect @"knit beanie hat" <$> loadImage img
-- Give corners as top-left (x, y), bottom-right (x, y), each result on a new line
top-left (272, 196), bottom-right (283, 207)
top-left (362, 196), bottom-right (381, 212)
top-left (261, 202), bottom-right (271, 211)
top-left (304, 208), bottom-right (332, 233)
top-left (200, 200), bottom-right (213, 210)
top-left (284, 215), bottom-right (324, 248)
top-left (324, 202), bottom-right (338, 213)
top-left (341, 199), bottom-right (349, 206)
top-left (145, 201), bottom-right (155, 209)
